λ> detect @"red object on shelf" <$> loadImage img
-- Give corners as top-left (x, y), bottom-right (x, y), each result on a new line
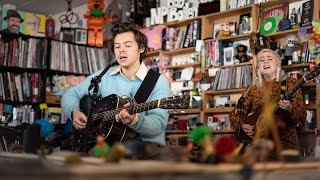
top-left (177, 119), bottom-right (188, 130)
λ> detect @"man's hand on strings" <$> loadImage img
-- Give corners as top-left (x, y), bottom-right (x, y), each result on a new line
top-left (115, 102), bottom-right (137, 125)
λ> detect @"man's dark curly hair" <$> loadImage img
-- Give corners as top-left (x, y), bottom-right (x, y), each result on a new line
top-left (110, 22), bottom-right (148, 63)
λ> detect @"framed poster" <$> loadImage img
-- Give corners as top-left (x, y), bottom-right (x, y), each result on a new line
top-left (75, 29), bottom-right (87, 45)
top-left (223, 47), bottom-right (234, 65)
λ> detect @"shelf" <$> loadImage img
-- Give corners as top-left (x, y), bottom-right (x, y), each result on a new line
top-left (298, 129), bottom-right (315, 134)
top-left (304, 104), bottom-right (318, 109)
top-left (146, 50), bottom-right (161, 57)
top-left (165, 130), bottom-right (190, 134)
top-left (0, 100), bottom-right (42, 106)
top-left (162, 47), bottom-right (196, 56)
top-left (265, 26), bottom-right (312, 39)
top-left (163, 62), bottom-right (201, 69)
top-left (203, 4), bottom-right (253, 19)
top-left (212, 129), bottom-right (235, 134)
top-left (203, 107), bottom-right (234, 113)
top-left (164, 17), bottom-right (202, 28)
top-left (47, 69), bottom-right (89, 76)
top-left (204, 88), bottom-right (245, 95)
top-left (303, 82), bottom-right (317, 87)
top-left (282, 63), bottom-right (309, 71)
top-left (0, 66), bottom-right (46, 73)
top-left (261, 0), bottom-right (308, 9)
top-left (204, 33), bottom-right (252, 42)
top-left (172, 79), bottom-right (200, 83)
top-left (204, 62), bottom-right (252, 71)
top-left (169, 108), bottom-right (201, 115)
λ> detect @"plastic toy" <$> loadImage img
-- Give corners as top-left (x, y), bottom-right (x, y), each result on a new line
top-left (84, 0), bottom-right (112, 47)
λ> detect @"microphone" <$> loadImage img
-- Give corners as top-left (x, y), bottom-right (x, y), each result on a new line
top-left (88, 61), bottom-right (118, 91)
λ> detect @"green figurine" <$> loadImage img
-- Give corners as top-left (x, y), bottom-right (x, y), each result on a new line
top-left (92, 135), bottom-right (110, 158)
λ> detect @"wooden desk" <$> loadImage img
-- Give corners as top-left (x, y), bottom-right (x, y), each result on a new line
top-left (1, 152), bottom-right (320, 180)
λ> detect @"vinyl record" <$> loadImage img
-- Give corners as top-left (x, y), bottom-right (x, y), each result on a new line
top-left (260, 17), bottom-right (277, 35)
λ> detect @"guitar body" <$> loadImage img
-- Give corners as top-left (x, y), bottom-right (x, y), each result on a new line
top-left (62, 93), bottom-right (190, 152)
top-left (238, 104), bottom-right (288, 144)
top-left (69, 94), bottom-right (128, 152)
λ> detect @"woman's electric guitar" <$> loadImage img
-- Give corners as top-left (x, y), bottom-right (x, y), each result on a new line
top-left (238, 64), bottom-right (320, 143)
top-left (65, 94), bottom-right (190, 152)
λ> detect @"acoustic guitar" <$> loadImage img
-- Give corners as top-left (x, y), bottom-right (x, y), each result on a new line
top-left (65, 94), bottom-right (190, 152)
top-left (238, 64), bottom-right (320, 143)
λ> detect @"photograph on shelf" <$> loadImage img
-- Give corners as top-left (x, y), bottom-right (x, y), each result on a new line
top-left (1, 8), bottom-right (46, 36)
top-left (288, 0), bottom-right (313, 28)
top-left (260, 3), bottom-right (289, 34)
top-left (238, 13), bottom-right (252, 34)
top-left (74, 29), bottom-right (88, 45)
top-left (60, 28), bottom-right (75, 43)
top-left (223, 47), bottom-right (234, 65)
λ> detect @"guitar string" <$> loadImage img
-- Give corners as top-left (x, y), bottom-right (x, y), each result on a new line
top-left (88, 96), bottom-right (185, 121)
top-left (91, 102), bottom-right (157, 121)
top-left (90, 101), bottom-right (159, 121)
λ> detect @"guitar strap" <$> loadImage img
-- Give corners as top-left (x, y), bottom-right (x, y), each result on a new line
top-left (280, 77), bottom-right (288, 99)
top-left (123, 69), bottom-right (160, 140)
top-left (134, 69), bottom-right (160, 103)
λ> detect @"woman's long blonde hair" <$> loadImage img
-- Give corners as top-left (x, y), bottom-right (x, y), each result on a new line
top-left (255, 49), bottom-right (285, 88)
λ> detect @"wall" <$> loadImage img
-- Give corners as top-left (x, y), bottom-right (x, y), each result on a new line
top-left (52, 0), bottom-right (131, 38)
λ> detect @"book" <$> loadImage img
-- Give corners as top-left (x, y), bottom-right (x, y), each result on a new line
top-left (301, 0), bottom-right (314, 27)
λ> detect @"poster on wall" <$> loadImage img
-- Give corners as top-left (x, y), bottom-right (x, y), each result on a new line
top-left (2, 8), bottom-right (46, 37)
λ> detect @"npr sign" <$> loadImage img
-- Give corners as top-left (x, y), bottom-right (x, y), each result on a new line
top-left (150, 0), bottom-right (198, 25)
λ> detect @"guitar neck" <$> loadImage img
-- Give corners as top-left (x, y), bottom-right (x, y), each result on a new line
top-left (284, 76), bottom-right (306, 100)
top-left (102, 99), bottom-right (161, 121)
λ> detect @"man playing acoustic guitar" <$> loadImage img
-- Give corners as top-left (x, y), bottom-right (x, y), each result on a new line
top-left (61, 22), bottom-right (171, 159)
top-left (230, 49), bottom-right (306, 154)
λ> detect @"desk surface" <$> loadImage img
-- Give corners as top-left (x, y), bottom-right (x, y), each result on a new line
top-left (1, 152), bottom-right (320, 180)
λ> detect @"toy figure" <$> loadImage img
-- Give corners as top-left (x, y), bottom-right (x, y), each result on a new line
top-left (84, 0), bottom-right (112, 47)
top-left (249, 32), bottom-right (271, 55)
top-left (233, 44), bottom-right (250, 63)
top-left (283, 37), bottom-right (299, 65)
top-left (92, 135), bottom-right (110, 158)
top-left (105, 143), bottom-right (127, 163)
top-left (190, 125), bottom-right (215, 163)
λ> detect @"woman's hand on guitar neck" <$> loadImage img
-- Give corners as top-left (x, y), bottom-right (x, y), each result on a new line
top-left (72, 109), bottom-right (88, 129)
top-left (278, 100), bottom-right (292, 112)
top-left (242, 123), bottom-right (254, 137)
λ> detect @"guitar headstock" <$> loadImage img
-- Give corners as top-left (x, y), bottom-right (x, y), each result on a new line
top-left (305, 64), bottom-right (320, 81)
top-left (159, 94), bottom-right (190, 109)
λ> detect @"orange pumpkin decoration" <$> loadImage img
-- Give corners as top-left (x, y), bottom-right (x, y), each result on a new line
top-left (84, 0), bottom-right (112, 47)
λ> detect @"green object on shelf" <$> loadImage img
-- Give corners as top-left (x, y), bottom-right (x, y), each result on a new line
top-left (190, 125), bottom-right (212, 144)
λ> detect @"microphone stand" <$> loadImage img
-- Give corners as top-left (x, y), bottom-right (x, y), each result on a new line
top-left (82, 61), bottom-right (117, 152)
top-left (237, 96), bottom-right (245, 136)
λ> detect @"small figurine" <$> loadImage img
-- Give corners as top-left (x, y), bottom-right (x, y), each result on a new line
top-left (84, 0), bottom-right (112, 47)
top-left (190, 125), bottom-right (214, 163)
top-left (92, 135), bottom-right (110, 158)
top-left (233, 44), bottom-right (250, 63)
top-left (283, 37), bottom-right (299, 64)
top-left (105, 143), bottom-right (127, 163)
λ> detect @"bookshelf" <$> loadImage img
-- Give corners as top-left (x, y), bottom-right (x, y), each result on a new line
top-left (0, 33), bottom-right (48, 124)
top-left (145, 0), bottom-right (320, 141)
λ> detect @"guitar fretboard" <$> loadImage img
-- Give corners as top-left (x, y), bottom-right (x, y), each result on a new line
top-left (92, 100), bottom-right (160, 122)
top-left (284, 76), bottom-right (306, 100)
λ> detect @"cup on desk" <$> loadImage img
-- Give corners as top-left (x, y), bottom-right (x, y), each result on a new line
top-left (177, 120), bottom-right (188, 130)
